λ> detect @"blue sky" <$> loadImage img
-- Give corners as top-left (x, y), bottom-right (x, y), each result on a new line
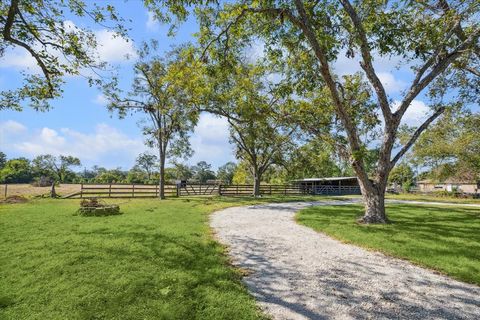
top-left (0, 1), bottom-right (234, 170)
top-left (1, 1), bottom-right (477, 171)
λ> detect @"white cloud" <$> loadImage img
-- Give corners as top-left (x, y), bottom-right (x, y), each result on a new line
top-left (189, 113), bottom-right (235, 168)
top-left (0, 120), bottom-right (27, 136)
top-left (377, 72), bottom-right (407, 94)
top-left (5, 122), bottom-right (145, 167)
top-left (0, 48), bottom-right (40, 73)
top-left (392, 99), bottom-right (430, 127)
top-left (94, 30), bottom-right (137, 63)
top-left (146, 11), bottom-right (160, 31)
top-left (93, 94), bottom-right (108, 106)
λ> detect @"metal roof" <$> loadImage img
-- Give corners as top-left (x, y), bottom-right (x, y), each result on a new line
top-left (292, 176), bottom-right (358, 182)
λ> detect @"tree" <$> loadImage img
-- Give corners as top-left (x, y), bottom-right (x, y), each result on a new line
top-left (232, 161), bottom-right (251, 185)
top-left (217, 162), bottom-right (237, 184)
top-left (0, 158), bottom-right (32, 183)
top-left (105, 42), bottom-right (201, 199)
top-left (0, 151), bottom-right (6, 169)
top-left (135, 152), bottom-right (158, 180)
top-left (158, 0), bottom-right (480, 222)
top-left (94, 168), bottom-right (126, 184)
top-left (282, 140), bottom-right (342, 181)
top-left (388, 163), bottom-right (414, 192)
top-left (126, 168), bottom-right (147, 184)
top-left (408, 109), bottom-right (480, 181)
top-left (202, 63), bottom-right (296, 196)
top-left (0, 0), bottom-right (126, 111)
top-left (32, 155), bottom-right (81, 196)
top-left (192, 161), bottom-right (216, 183)
top-left (169, 162), bottom-right (194, 180)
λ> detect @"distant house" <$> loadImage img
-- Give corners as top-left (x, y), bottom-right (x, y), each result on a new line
top-left (292, 177), bottom-right (361, 195)
top-left (417, 178), bottom-right (480, 194)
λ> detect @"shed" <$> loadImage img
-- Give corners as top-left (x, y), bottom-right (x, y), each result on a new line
top-left (292, 177), bottom-right (361, 195)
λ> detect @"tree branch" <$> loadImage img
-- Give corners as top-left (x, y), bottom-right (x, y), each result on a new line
top-left (339, 0), bottom-right (392, 122)
top-left (2, 0), bottom-right (58, 96)
top-left (391, 106), bottom-right (446, 166)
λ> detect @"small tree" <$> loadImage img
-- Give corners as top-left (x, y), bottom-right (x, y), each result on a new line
top-left (388, 163), bottom-right (414, 193)
top-left (32, 155), bottom-right (81, 197)
top-left (135, 152), bottom-right (158, 181)
top-left (192, 161), bottom-right (216, 183)
top-left (217, 162), bottom-right (237, 184)
top-left (0, 151), bottom-right (6, 169)
top-left (32, 155), bottom-right (81, 183)
top-left (0, 158), bottom-right (32, 183)
top-left (105, 42), bottom-right (201, 199)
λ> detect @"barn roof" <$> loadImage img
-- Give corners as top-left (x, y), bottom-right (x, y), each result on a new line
top-left (292, 176), bottom-right (358, 182)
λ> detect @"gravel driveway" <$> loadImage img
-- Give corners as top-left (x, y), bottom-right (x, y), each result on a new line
top-left (211, 201), bottom-right (480, 320)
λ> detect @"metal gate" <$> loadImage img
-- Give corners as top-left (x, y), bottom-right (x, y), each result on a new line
top-left (178, 184), bottom-right (219, 196)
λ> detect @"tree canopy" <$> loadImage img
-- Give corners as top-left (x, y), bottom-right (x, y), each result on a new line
top-left (152, 0), bottom-right (480, 222)
top-left (0, 0), bottom-right (127, 111)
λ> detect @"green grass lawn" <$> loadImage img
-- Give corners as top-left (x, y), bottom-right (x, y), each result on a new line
top-left (297, 203), bottom-right (480, 285)
top-left (385, 193), bottom-right (480, 204)
top-left (1, 196), bottom-right (321, 320)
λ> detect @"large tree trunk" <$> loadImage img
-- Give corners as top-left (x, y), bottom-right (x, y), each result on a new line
top-left (159, 154), bottom-right (166, 200)
top-left (357, 177), bottom-right (388, 224)
top-left (253, 169), bottom-right (261, 197)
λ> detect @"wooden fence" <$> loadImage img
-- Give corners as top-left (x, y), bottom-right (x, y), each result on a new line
top-left (63, 183), bottom-right (306, 198)
top-left (64, 183), bottom-right (178, 199)
top-left (219, 184), bottom-right (306, 196)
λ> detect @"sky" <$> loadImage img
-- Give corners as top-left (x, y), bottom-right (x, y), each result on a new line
top-left (0, 1), bottom-right (477, 171)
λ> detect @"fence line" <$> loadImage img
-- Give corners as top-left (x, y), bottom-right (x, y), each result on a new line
top-left (62, 183), bottom-right (308, 198)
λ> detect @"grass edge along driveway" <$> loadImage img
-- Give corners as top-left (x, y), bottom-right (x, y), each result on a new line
top-left (1, 196), bottom-right (322, 320)
top-left (296, 203), bottom-right (480, 286)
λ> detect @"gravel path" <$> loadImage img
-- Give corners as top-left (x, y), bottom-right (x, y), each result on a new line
top-left (211, 201), bottom-right (480, 320)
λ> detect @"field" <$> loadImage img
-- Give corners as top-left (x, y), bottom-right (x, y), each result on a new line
top-left (0, 183), bottom-right (81, 198)
top-left (297, 203), bottom-right (480, 285)
top-left (0, 196), bottom-right (321, 319)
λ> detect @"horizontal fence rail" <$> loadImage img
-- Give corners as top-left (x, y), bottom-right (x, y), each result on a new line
top-left (64, 183), bottom-right (308, 198)
top-left (62, 183), bottom-right (361, 199)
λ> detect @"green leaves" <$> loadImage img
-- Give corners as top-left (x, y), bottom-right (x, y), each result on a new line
top-left (1, 0), bottom-right (126, 111)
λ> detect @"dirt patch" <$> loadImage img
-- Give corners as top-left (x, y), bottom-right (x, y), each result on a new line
top-left (1, 195), bottom-right (29, 204)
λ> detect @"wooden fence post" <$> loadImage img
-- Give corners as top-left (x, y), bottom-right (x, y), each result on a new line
top-left (176, 184), bottom-right (180, 197)
top-left (218, 184), bottom-right (222, 196)
top-left (132, 184), bottom-right (135, 198)
top-left (80, 183), bottom-right (83, 199)
top-left (4, 184), bottom-right (7, 199)
top-left (109, 184), bottom-right (112, 198)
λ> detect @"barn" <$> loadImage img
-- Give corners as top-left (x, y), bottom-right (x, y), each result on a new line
top-left (291, 177), bottom-right (361, 195)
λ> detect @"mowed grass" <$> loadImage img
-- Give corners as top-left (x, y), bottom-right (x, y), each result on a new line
top-left (385, 193), bottom-right (480, 204)
top-left (297, 204), bottom-right (480, 285)
top-left (0, 196), bottom-right (299, 320)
